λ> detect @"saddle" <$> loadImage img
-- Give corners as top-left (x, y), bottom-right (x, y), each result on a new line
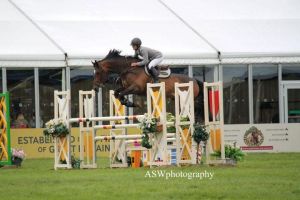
top-left (144, 65), bottom-right (171, 78)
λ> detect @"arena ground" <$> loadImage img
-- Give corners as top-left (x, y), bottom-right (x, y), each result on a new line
top-left (1, 153), bottom-right (299, 200)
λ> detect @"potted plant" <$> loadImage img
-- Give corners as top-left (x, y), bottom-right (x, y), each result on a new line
top-left (11, 148), bottom-right (26, 167)
top-left (138, 114), bottom-right (162, 149)
top-left (192, 123), bottom-right (209, 164)
top-left (43, 119), bottom-right (69, 138)
top-left (44, 119), bottom-right (69, 163)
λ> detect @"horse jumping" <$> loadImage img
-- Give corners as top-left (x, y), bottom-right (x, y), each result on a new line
top-left (92, 49), bottom-right (204, 121)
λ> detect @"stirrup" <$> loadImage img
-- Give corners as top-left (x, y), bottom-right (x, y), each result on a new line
top-left (153, 78), bottom-right (159, 83)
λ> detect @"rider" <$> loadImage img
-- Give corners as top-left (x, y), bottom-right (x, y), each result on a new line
top-left (130, 37), bottom-right (163, 83)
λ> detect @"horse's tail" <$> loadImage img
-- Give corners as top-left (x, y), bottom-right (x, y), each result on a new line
top-left (194, 79), bottom-right (204, 124)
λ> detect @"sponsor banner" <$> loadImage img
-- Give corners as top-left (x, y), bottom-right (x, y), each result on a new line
top-left (11, 124), bottom-right (300, 158)
top-left (11, 128), bottom-right (143, 159)
top-left (224, 123), bottom-right (300, 152)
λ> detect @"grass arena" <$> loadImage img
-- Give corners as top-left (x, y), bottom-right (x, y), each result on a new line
top-left (1, 82), bottom-right (300, 200)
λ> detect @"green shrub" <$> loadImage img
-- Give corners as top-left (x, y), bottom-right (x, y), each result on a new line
top-left (213, 145), bottom-right (245, 162)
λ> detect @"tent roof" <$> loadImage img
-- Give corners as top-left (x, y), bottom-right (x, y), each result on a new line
top-left (12, 0), bottom-right (218, 65)
top-left (0, 0), bottom-right (65, 67)
top-left (163, 0), bottom-right (300, 58)
top-left (1, 0), bottom-right (300, 67)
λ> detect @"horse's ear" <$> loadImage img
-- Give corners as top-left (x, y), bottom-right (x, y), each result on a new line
top-left (92, 60), bottom-right (98, 67)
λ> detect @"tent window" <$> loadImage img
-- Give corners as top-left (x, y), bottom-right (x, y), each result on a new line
top-left (253, 65), bottom-right (279, 123)
top-left (223, 65), bottom-right (249, 124)
top-left (193, 66), bottom-right (215, 83)
top-left (282, 64), bottom-right (300, 80)
top-left (70, 68), bottom-right (94, 127)
top-left (39, 69), bottom-right (63, 127)
top-left (7, 69), bottom-right (34, 128)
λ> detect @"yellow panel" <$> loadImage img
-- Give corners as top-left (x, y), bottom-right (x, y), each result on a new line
top-left (181, 128), bottom-right (192, 160)
top-left (210, 128), bottom-right (221, 151)
top-left (83, 132), bottom-right (93, 160)
top-left (59, 136), bottom-right (68, 161)
top-left (152, 89), bottom-right (162, 118)
top-left (114, 98), bottom-right (125, 124)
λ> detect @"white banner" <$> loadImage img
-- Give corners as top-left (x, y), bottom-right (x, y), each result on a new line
top-left (224, 123), bottom-right (300, 152)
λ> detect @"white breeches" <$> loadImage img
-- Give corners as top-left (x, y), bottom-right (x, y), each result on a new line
top-left (148, 57), bottom-right (163, 69)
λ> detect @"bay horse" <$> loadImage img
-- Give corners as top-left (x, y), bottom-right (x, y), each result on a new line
top-left (92, 49), bottom-right (204, 121)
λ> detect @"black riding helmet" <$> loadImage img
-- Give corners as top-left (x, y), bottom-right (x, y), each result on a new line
top-left (131, 37), bottom-right (142, 46)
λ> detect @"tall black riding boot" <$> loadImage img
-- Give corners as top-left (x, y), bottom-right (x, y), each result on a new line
top-left (149, 67), bottom-right (159, 83)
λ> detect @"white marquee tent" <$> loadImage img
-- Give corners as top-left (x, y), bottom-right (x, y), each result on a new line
top-left (1, 0), bottom-right (300, 67)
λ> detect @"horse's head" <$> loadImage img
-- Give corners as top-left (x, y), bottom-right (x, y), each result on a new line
top-left (92, 49), bottom-right (133, 91)
top-left (92, 60), bottom-right (109, 91)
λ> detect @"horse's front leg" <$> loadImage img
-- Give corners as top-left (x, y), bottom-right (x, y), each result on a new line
top-left (114, 87), bottom-right (124, 98)
top-left (117, 86), bottom-right (139, 107)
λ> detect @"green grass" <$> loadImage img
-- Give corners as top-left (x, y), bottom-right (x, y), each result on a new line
top-left (1, 153), bottom-right (300, 200)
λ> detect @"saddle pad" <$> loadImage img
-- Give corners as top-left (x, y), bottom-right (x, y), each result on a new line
top-left (144, 66), bottom-right (171, 78)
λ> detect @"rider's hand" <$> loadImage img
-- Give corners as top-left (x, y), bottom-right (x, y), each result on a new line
top-left (131, 63), bottom-right (138, 67)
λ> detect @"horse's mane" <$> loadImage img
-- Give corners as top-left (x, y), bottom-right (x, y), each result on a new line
top-left (104, 49), bottom-right (123, 59)
top-left (103, 49), bottom-right (135, 60)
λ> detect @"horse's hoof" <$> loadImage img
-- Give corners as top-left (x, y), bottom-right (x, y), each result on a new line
top-left (93, 87), bottom-right (99, 92)
top-left (125, 102), bottom-right (137, 107)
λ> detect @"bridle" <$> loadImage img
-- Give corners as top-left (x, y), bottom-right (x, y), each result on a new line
top-left (94, 57), bottom-right (139, 86)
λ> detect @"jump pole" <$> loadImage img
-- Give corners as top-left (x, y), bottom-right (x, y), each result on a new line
top-left (79, 90), bottom-right (96, 169)
top-left (147, 82), bottom-right (168, 166)
top-left (0, 92), bottom-right (12, 166)
top-left (109, 90), bottom-right (128, 168)
top-left (53, 90), bottom-right (72, 169)
top-left (175, 81), bottom-right (196, 165)
top-left (204, 82), bottom-right (225, 163)
top-left (77, 90), bottom-right (144, 168)
top-left (69, 115), bottom-right (143, 123)
top-left (95, 133), bottom-right (176, 141)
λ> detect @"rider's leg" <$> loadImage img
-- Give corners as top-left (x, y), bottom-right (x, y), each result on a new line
top-left (149, 67), bottom-right (159, 83)
top-left (148, 57), bottom-right (163, 83)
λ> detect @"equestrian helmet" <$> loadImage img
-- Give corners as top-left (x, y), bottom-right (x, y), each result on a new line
top-left (131, 37), bottom-right (142, 46)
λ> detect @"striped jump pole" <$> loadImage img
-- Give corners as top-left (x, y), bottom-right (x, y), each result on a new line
top-left (94, 124), bottom-right (139, 130)
top-left (69, 115), bottom-right (144, 123)
top-left (95, 133), bottom-right (176, 141)
top-left (94, 123), bottom-right (174, 130)
top-left (125, 137), bottom-right (176, 142)
top-left (0, 92), bottom-right (12, 166)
